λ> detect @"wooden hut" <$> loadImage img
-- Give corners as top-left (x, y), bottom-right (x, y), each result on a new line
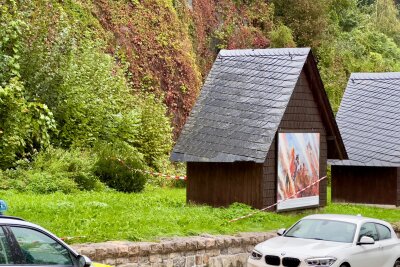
top-left (330, 73), bottom-right (400, 206)
top-left (171, 48), bottom-right (347, 211)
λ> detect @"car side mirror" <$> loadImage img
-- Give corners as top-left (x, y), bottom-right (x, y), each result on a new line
top-left (277, 228), bottom-right (286, 236)
top-left (78, 255), bottom-right (92, 267)
top-left (357, 236), bottom-right (375, 245)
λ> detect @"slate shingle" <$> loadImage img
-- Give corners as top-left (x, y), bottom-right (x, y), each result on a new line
top-left (171, 48), bottom-right (311, 163)
top-left (330, 72), bottom-right (400, 167)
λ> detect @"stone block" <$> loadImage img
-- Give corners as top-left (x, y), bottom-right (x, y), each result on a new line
top-left (205, 249), bottom-right (220, 257)
top-left (203, 254), bottom-right (210, 265)
top-left (149, 254), bottom-right (161, 263)
top-left (162, 242), bottom-right (177, 254)
top-left (95, 247), bottom-right (107, 260)
top-left (223, 237), bottom-right (232, 248)
top-left (150, 243), bottom-right (163, 254)
top-left (197, 238), bottom-right (206, 249)
top-left (204, 238), bottom-right (216, 249)
top-left (186, 240), bottom-right (198, 251)
top-left (227, 246), bottom-right (243, 255)
top-left (172, 257), bottom-right (186, 267)
top-left (138, 256), bottom-right (150, 264)
top-left (128, 256), bottom-right (139, 263)
top-left (129, 245), bottom-right (140, 256)
top-left (169, 252), bottom-right (181, 259)
top-left (195, 255), bottom-right (203, 265)
top-left (103, 258), bottom-right (116, 265)
top-left (176, 240), bottom-right (187, 252)
top-left (196, 249), bottom-right (205, 255)
top-left (117, 245), bottom-right (129, 258)
top-left (139, 244), bottom-right (152, 256)
top-left (185, 255), bottom-right (195, 267)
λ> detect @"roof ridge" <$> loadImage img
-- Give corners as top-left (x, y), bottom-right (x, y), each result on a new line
top-left (350, 72), bottom-right (400, 80)
top-left (218, 48), bottom-right (311, 58)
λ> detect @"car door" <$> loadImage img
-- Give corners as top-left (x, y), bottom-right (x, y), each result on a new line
top-left (0, 227), bottom-right (14, 265)
top-left (349, 222), bottom-right (385, 267)
top-left (375, 223), bottom-right (397, 267)
top-left (5, 226), bottom-right (77, 267)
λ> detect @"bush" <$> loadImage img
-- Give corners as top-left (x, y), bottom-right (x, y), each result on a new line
top-left (0, 147), bottom-right (105, 193)
top-left (0, 79), bottom-right (56, 169)
top-left (1, 168), bottom-right (79, 194)
top-left (269, 24), bottom-right (296, 48)
top-left (136, 94), bottom-right (173, 170)
top-left (31, 147), bottom-right (104, 191)
top-left (94, 142), bottom-right (147, 193)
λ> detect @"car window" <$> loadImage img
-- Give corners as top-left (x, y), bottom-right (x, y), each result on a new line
top-left (10, 227), bottom-right (73, 265)
top-left (0, 228), bottom-right (13, 264)
top-left (359, 223), bottom-right (379, 241)
top-left (375, 224), bottom-right (391, 240)
top-left (284, 219), bottom-right (356, 243)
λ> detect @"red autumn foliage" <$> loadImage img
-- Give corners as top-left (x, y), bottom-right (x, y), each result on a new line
top-left (88, 0), bottom-right (274, 137)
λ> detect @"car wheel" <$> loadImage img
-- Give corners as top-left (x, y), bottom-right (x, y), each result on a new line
top-left (339, 264), bottom-right (349, 267)
top-left (394, 259), bottom-right (400, 267)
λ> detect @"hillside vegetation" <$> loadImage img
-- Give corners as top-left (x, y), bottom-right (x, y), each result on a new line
top-left (1, 0), bottom-right (400, 193)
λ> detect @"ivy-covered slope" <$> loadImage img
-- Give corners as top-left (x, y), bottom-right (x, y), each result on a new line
top-left (85, 0), bottom-right (275, 134)
top-left (78, 0), bottom-right (400, 129)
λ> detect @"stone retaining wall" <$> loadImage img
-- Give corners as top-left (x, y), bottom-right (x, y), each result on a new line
top-left (72, 232), bottom-right (276, 267)
top-left (72, 227), bottom-right (400, 267)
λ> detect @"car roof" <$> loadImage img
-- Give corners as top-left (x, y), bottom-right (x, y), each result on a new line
top-left (302, 214), bottom-right (386, 225)
top-left (0, 216), bottom-right (46, 229)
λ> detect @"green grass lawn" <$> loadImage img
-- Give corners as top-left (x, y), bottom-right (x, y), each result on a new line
top-left (1, 187), bottom-right (399, 244)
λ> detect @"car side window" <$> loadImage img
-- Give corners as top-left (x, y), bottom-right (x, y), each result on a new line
top-left (0, 227), bottom-right (13, 264)
top-left (375, 224), bottom-right (391, 240)
top-left (10, 227), bottom-right (73, 265)
top-left (359, 223), bottom-right (379, 241)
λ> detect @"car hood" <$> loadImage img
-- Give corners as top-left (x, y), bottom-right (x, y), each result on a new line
top-left (255, 236), bottom-right (352, 259)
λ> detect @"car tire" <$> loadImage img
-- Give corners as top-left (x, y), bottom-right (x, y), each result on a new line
top-left (339, 264), bottom-right (349, 267)
top-left (394, 259), bottom-right (400, 267)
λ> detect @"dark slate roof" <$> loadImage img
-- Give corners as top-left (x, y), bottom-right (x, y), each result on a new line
top-left (330, 73), bottom-right (400, 167)
top-left (171, 48), bottom-right (312, 163)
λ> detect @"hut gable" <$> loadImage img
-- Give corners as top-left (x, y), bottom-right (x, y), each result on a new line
top-left (171, 48), bottom-right (346, 163)
top-left (331, 73), bottom-right (400, 167)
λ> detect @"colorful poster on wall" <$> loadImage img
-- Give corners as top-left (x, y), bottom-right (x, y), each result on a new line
top-left (277, 133), bottom-right (320, 211)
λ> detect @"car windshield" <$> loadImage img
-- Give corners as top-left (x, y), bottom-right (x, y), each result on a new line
top-left (284, 219), bottom-right (356, 243)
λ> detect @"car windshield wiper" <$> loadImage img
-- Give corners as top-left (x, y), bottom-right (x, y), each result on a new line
top-left (309, 237), bottom-right (324, 240)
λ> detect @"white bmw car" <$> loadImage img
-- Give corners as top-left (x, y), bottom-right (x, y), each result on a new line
top-left (248, 214), bottom-right (400, 267)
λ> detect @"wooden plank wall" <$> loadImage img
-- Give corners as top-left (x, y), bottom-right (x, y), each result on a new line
top-left (262, 71), bottom-right (328, 209)
top-left (187, 162), bottom-right (263, 208)
top-left (332, 166), bottom-right (397, 205)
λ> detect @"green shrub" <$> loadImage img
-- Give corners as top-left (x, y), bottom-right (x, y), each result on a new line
top-left (94, 142), bottom-right (147, 193)
top-left (136, 94), bottom-right (173, 170)
top-left (0, 147), bottom-right (105, 193)
top-left (2, 168), bottom-right (79, 194)
top-left (0, 79), bottom-right (56, 170)
top-left (31, 147), bottom-right (104, 191)
top-left (269, 24), bottom-right (296, 48)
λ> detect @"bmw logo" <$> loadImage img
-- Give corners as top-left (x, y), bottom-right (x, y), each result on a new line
top-left (281, 252), bottom-right (286, 256)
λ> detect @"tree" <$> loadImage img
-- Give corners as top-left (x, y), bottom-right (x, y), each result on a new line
top-left (273, 0), bottom-right (330, 47)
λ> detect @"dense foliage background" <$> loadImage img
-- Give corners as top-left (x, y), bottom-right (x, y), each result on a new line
top-left (1, 0), bottom-right (400, 193)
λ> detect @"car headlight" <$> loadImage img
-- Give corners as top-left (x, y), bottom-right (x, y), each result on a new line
top-left (250, 249), bottom-right (263, 260)
top-left (305, 257), bottom-right (337, 266)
